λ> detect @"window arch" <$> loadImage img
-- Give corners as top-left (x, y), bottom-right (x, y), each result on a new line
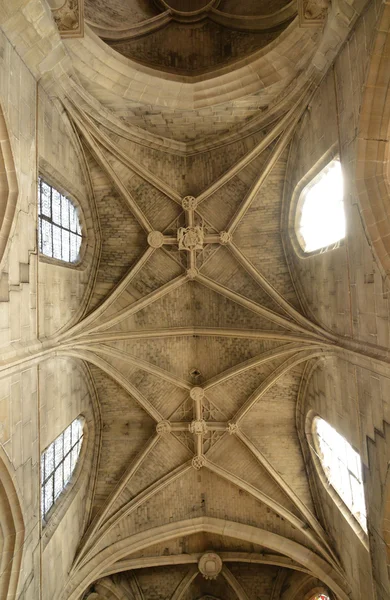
top-left (38, 177), bottom-right (82, 263)
top-left (312, 417), bottom-right (367, 532)
top-left (40, 417), bottom-right (84, 520)
top-left (310, 594), bottom-right (330, 600)
top-left (296, 158), bottom-right (345, 253)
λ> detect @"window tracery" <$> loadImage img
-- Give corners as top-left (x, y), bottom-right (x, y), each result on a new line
top-left (38, 177), bottom-right (82, 262)
top-left (296, 159), bottom-right (345, 253)
top-left (40, 417), bottom-right (84, 519)
top-left (313, 417), bottom-right (367, 532)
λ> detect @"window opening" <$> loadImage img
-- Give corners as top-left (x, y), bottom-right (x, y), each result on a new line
top-left (38, 177), bottom-right (82, 262)
top-left (298, 159), bottom-right (345, 252)
top-left (310, 595), bottom-right (330, 600)
top-left (40, 418), bottom-right (84, 519)
top-left (313, 417), bottom-right (367, 532)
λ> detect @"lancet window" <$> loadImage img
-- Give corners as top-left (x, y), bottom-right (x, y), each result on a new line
top-left (313, 417), bottom-right (367, 532)
top-left (297, 159), bottom-right (345, 253)
top-left (38, 177), bottom-right (82, 262)
top-left (41, 417), bottom-right (84, 519)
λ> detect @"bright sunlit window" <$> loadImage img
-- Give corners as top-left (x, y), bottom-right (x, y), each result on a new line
top-left (297, 159), bottom-right (345, 252)
top-left (41, 418), bottom-right (84, 519)
top-left (313, 417), bottom-right (367, 532)
top-left (38, 177), bottom-right (82, 262)
top-left (310, 594), bottom-right (330, 600)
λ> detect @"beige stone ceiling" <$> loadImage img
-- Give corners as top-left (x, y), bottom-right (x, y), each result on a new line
top-left (84, 0), bottom-right (295, 75)
top-left (57, 64), bottom-right (377, 598)
top-left (0, 0), bottom-right (382, 598)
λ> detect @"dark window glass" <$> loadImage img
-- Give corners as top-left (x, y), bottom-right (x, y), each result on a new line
top-left (38, 178), bottom-right (82, 262)
top-left (41, 418), bottom-right (83, 519)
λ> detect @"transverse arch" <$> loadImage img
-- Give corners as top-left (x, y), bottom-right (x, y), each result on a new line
top-left (0, 105), bottom-right (18, 267)
top-left (62, 517), bottom-right (350, 600)
top-left (0, 448), bottom-right (24, 599)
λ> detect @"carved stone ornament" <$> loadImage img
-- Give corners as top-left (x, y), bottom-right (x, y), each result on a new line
top-left (156, 420), bottom-right (171, 435)
top-left (227, 422), bottom-right (238, 435)
top-left (298, 0), bottom-right (330, 26)
top-left (186, 267), bottom-right (199, 280)
top-left (192, 455), bottom-right (206, 470)
top-left (198, 552), bottom-right (223, 580)
top-left (182, 196), bottom-right (198, 210)
top-left (219, 231), bottom-right (232, 244)
top-left (189, 419), bottom-right (208, 435)
top-left (51, 0), bottom-right (84, 37)
top-left (177, 225), bottom-right (204, 251)
top-left (190, 387), bottom-right (205, 401)
top-left (147, 230), bottom-right (165, 248)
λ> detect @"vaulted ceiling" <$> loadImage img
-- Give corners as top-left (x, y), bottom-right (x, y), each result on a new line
top-left (84, 0), bottom-right (296, 75)
top-left (12, 0), bottom-right (380, 598)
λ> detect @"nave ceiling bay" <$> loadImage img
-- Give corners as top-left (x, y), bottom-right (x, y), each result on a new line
top-left (29, 81), bottom-right (383, 600)
top-left (56, 0), bottom-right (357, 148)
top-left (1, 1), bottom-right (385, 598)
top-left (84, 0), bottom-right (297, 75)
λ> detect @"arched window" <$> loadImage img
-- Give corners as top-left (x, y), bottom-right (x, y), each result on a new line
top-left (313, 417), bottom-right (367, 532)
top-left (38, 177), bottom-right (82, 262)
top-left (296, 159), bottom-right (345, 253)
top-left (40, 417), bottom-right (84, 519)
top-left (310, 595), bottom-right (330, 600)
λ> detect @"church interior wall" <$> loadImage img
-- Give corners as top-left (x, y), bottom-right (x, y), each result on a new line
top-left (0, 0), bottom-right (389, 598)
top-left (37, 87), bottom-right (98, 338)
top-left (40, 357), bottom-right (97, 600)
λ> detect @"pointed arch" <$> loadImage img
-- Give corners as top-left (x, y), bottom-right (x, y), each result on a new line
top-left (63, 517), bottom-right (350, 600)
top-left (0, 104), bottom-right (18, 267)
top-left (0, 447), bottom-right (24, 599)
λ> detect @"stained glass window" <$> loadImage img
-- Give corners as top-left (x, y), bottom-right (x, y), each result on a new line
top-left (311, 594), bottom-right (330, 600)
top-left (38, 178), bottom-right (82, 262)
top-left (297, 159), bottom-right (345, 252)
top-left (313, 417), bottom-right (367, 532)
top-left (41, 418), bottom-right (84, 519)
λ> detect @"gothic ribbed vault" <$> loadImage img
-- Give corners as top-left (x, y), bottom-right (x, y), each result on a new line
top-left (0, 1), bottom-right (390, 599)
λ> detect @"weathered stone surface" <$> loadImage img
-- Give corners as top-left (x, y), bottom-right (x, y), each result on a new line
top-left (0, 1), bottom-right (388, 600)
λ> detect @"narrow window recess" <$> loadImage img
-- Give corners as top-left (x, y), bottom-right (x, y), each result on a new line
top-left (38, 177), bottom-right (82, 262)
top-left (40, 418), bottom-right (84, 519)
top-left (297, 159), bottom-right (345, 253)
top-left (313, 417), bottom-right (367, 532)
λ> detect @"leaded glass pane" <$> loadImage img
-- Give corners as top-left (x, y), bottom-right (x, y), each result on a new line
top-left (69, 233), bottom-right (77, 262)
top-left (61, 195), bottom-right (70, 229)
top-left (41, 181), bottom-right (51, 217)
top-left (298, 159), bottom-right (345, 253)
top-left (53, 224), bottom-right (62, 260)
top-left (38, 179), bottom-right (82, 263)
top-left (41, 219), bottom-right (52, 256)
top-left (71, 445), bottom-right (79, 471)
top-left (44, 443), bottom-right (54, 479)
top-left (52, 189), bottom-right (61, 225)
top-left (41, 418), bottom-right (83, 520)
top-left (63, 426), bottom-right (71, 455)
top-left (41, 454), bottom-right (45, 482)
top-left (54, 435), bottom-right (63, 468)
top-left (63, 453), bottom-right (71, 484)
top-left (313, 417), bottom-right (366, 531)
top-left (61, 229), bottom-right (70, 262)
top-left (54, 464), bottom-right (63, 500)
top-left (44, 478), bottom-right (54, 515)
top-left (71, 419), bottom-right (81, 443)
top-left (69, 204), bottom-right (77, 233)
